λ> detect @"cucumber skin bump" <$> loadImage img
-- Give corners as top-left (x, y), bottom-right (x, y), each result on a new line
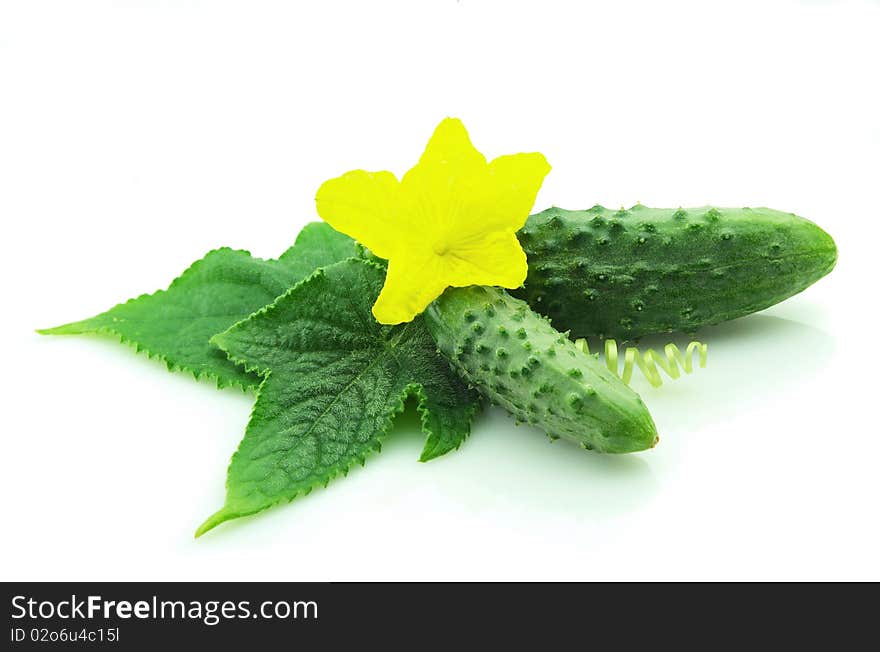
top-left (424, 286), bottom-right (658, 454)
top-left (516, 205), bottom-right (838, 339)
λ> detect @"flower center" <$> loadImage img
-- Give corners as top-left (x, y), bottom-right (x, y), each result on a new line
top-left (432, 241), bottom-right (450, 256)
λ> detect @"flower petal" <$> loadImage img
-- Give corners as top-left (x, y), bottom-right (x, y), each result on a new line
top-left (315, 169), bottom-right (400, 258)
top-left (397, 119), bottom-right (491, 245)
top-left (444, 231), bottom-right (528, 289)
top-left (418, 117), bottom-right (487, 169)
top-left (371, 252), bottom-right (449, 325)
top-left (486, 152), bottom-right (552, 231)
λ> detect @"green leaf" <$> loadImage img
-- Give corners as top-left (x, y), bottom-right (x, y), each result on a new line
top-left (39, 223), bottom-right (357, 390)
top-left (196, 258), bottom-right (481, 536)
top-left (278, 220), bottom-right (362, 277)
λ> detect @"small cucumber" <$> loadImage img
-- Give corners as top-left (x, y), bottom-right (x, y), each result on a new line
top-left (424, 286), bottom-right (658, 453)
top-left (515, 205), bottom-right (837, 339)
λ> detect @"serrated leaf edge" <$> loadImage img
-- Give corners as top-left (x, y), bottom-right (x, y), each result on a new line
top-left (194, 372), bottom-right (411, 537)
top-left (41, 323), bottom-right (259, 392)
top-left (411, 382), bottom-right (483, 463)
top-left (208, 258), bottom-right (387, 376)
top-left (37, 247), bottom-right (273, 392)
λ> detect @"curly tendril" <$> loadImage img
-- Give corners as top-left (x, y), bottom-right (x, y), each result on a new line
top-left (574, 337), bottom-right (708, 388)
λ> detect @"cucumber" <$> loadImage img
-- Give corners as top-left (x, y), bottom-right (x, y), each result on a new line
top-left (424, 286), bottom-right (658, 453)
top-left (515, 205), bottom-right (837, 339)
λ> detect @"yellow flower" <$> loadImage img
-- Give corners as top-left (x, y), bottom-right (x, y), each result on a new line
top-left (316, 118), bottom-right (550, 324)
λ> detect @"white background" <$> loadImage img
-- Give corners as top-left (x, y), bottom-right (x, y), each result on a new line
top-left (2, 0), bottom-right (878, 581)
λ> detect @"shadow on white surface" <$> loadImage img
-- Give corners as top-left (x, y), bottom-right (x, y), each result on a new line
top-left (634, 311), bottom-right (835, 440)
top-left (400, 403), bottom-right (658, 518)
top-left (371, 308), bottom-right (837, 526)
top-left (29, 305), bottom-right (836, 541)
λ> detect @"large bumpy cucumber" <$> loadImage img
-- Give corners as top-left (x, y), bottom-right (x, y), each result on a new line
top-left (424, 286), bottom-right (658, 454)
top-left (515, 205), bottom-right (837, 340)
